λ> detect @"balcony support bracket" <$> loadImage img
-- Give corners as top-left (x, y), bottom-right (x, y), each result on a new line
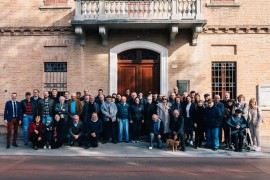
top-left (192, 26), bottom-right (203, 46)
top-left (75, 26), bottom-right (86, 46)
top-left (170, 25), bottom-right (178, 45)
top-left (99, 25), bottom-right (108, 46)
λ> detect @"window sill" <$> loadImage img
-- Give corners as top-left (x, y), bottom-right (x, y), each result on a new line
top-left (206, 3), bottom-right (241, 7)
top-left (39, 6), bottom-right (72, 10)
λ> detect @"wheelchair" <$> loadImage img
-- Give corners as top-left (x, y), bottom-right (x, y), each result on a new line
top-left (228, 127), bottom-right (251, 152)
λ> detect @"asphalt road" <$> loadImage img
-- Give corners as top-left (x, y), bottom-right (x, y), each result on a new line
top-left (0, 156), bottom-right (269, 180)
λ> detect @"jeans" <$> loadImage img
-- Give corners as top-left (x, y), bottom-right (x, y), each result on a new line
top-left (207, 127), bottom-right (219, 149)
top-left (42, 116), bottom-right (53, 125)
top-left (149, 133), bottom-right (163, 149)
top-left (118, 118), bottom-right (129, 142)
top-left (23, 114), bottom-right (33, 143)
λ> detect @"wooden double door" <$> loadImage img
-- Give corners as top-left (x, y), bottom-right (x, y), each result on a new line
top-left (117, 49), bottom-right (160, 96)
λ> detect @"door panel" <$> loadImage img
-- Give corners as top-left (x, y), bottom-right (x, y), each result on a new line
top-left (118, 65), bottom-right (137, 95)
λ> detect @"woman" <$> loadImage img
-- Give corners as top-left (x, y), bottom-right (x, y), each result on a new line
top-left (51, 114), bottom-right (66, 149)
top-left (129, 97), bottom-right (144, 142)
top-left (223, 99), bottom-right (235, 147)
top-left (193, 100), bottom-right (205, 149)
top-left (194, 93), bottom-right (201, 106)
top-left (247, 98), bottom-right (262, 152)
top-left (235, 94), bottom-right (248, 120)
top-left (157, 96), bottom-right (171, 140)
top-left (183, 96), bottom-right (195, 146)
top-left (28, 115), bottom-right (44, 150)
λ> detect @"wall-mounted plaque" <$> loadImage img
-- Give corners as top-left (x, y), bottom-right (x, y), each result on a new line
top-left (257, 85), bottom-right (270, 110)
top-left (177, 80), bottom-right (190, 95)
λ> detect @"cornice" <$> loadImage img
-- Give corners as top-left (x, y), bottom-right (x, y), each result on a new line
top-left (203, 26), bottom-right (270, 34)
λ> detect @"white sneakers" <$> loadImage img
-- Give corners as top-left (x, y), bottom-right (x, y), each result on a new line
top-left (149, 146), bottom-right (153, 150)
top-left (44, 146), bottom-right (46, 149)
top-left (48, 145), bottom-right (51, 149)
top-left (44, 145), bottom-right (51, 149)
top-left (255, 147), bottom-right (261, 152)
top-left (190, 140), bottom-right (193, 146)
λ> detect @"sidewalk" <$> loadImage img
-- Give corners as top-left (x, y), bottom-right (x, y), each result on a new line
top-left (1, 133), bottom-right (270, 158)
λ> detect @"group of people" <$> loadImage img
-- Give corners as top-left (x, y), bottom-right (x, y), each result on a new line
top-left (3, 87), bottom-right (263, 152)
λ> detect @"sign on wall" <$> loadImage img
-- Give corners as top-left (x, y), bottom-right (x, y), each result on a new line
top-left (177, 80), bottom-right (190, 95)
top-left (257, 85), bottom-right (270, 110)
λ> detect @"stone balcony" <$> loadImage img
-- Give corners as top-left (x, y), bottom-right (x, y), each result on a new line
top-left (71, 0), bottom-right (207, 46)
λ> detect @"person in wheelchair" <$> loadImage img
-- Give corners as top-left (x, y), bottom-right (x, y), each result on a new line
top-left (227, 109), bottom-right (248, 152)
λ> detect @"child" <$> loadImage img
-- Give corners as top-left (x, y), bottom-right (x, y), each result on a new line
top-left (43, 118), bottom-right (53, 149)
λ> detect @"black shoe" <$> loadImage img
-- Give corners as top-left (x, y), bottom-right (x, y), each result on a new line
top-left (102, 140), bottom-right (108, 144)
top-left (181, 147), bottom-right (186, 152)
top-left (70, 141), bottom-right (74, 147)
top-left (12, 143), bottom-right (18, 147)
top-left (194, 146), bottom-right (198, 149)
top-left (213, 148), bottom-right (218, 151)
top-left (85, 144), bottom-right (90, 149)
top-left (34, 146), bottom-right (38, 150)
top-left (113, 141), bottom-right (117, 144)
top-left (6, 144), bottom-right (10, 149)
top-left (239, 149), bottom-right (243, 152)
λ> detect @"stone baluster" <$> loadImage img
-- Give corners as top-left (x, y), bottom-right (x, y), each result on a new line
top-left (154, 0), bottom-right (158, 16)
top-left (134, 2), bottom-right (139, 17)
top-left (187, 0), bottom-right (191, 18)
top-left (158, 0), bottom-right (162, 18)
top-left (110, 1), bottom-right (115, 16)
top-left (144, 0), bottom-right (149, 18)
top-left (191, 0), bottom-right (196, 18)
top-left (105, 1), bottom-right (109, 14)
top-left (120, 1), bottom-right (125, 16)
top-left (149, 0), bottom-right (154, 17)
top-left (125, 1), bottom-right (129, 17)
top-left (81, 1), bottom-right (86, 16)
top-left (139, 1), bottom-right (143, 17)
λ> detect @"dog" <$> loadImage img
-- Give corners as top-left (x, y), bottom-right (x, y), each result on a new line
top-left (166, 139), bottom-right (180, 152)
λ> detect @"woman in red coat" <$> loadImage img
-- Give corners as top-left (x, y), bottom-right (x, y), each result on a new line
top-left (28, 115), bottom-right (44, 150)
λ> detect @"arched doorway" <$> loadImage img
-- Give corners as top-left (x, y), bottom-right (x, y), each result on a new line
top-left (109, 40), bottom-right (168, 95)
top-left (117, 49), bottom-right (160, 96)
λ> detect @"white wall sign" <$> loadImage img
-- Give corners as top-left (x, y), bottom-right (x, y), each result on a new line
top-left (257, 85), bottom-right (270, 110)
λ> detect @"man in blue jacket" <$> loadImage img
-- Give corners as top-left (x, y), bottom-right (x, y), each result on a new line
top-left (117, 96), bottom-right (129, 143)
top-left (204, 99), bottom-right (223, 151)
top-left (4, 92), bottom-right (22, 148)
top-left (227, 109), bottom-right (247, 152)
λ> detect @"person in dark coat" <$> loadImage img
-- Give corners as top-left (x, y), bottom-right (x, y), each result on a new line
top-left (170, 96), bottom-right (182, 115)
top-left (84, 95), bottom-right (100, 124)
top-left (51, 114), bottom-right (66, 149)
top-left (193, 100), bottom-right (205, 149)
top-left (183, 96), bottom-right (195, 146)
top-left (223, 99), bottom-right (235, 147)
top-left (129, 97), bottom-right (144, 142)
top-left (143, 96), bottom-right (157, 136)
top-left (170, 109), bottom-right (185, 151)
top-left (38, 91), bottom-right (55, 124)
top-left (43, 117), bottom-right (54, 149)
top-left (148, 114), bottom-right (164, 149)
top-left (85, 113), bottom-right (103, 149)
top-left (68, 115), bottom-right (84, 147)
top-left (204, 99), bottom-right (223, 151)
top-left (227, 109), bottom-right (247, 152)
top-left (28, 115), bottom-right (44, 150)
top-left (214, 94), bottom-right (225, 143)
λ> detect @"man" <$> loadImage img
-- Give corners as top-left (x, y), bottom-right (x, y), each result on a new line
top-left (21, 92), bottom-right (37, 145)
top-left (158, 94), bottom-right (163, 102)
top-left (4, 92), bottom-right (22, 148)
top-left (83, 95), bottom-right (100, 124)
top-left (171, 96), bottom-right (182, 115)
top-left (148, 114), bottom-right (164, 150)
top-left (101, 95), bottom-right (118, 144)
top-left (38, 91), bottom-right (55, 124)
top-left (127, 92), bottom-right (137, 105)
top-left (67, 93), bottom-right (83, 120)
top-left (64, 91), bottom-right (70, 103)
top-left (170, 109), bottom-right (185, 151)
top-left (173, 86), bottom-right (179, 96)
top-left (95, 89), bottom-right (104, 104)
top-left (68, 115), bottom-right (84, 147)
top-left (190, 90), bottom-right (196, 98)
top-left (138, 92), bottom-right (146, 105)
top-left (85, 113), bottom-right (103, 149)
top-left (227, 109), bottom-right (247, 152)
top-left (152, 92), bottom-right (159, 105)
top-left (117, 96), bottom-right (130, 143)
top-left (214, 94), bottom-right (225, 143)
top-left (31, 89), bottom-right (42, 106)
top-left (203, 93), bottom-right (210, 108)
top-left (204, 99), bottom-right (223, 151)
top-left (55, 96), bottom-right (68, 122)
top-left (169, 93), bottom-right (176, 106)
top-left (80, 89), bottom-right (89, 101)
top-left (221, 92), bottom-right (231, 106)
top-left (76, 92), bottom-right (82, 100)
top-left (51, 88), bottom-right (59, 104)
top-left (143, 96), bottom-right (157, 136)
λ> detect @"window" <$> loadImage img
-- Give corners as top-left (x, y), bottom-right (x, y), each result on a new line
top-left (44, 62), bottom-right (67, 96)
top-left (212, 62), bottom-right (237, 100)
top-left (207, 0), bottom-right (240, 7)
top-left (44, 0), bottom-right (68, 6)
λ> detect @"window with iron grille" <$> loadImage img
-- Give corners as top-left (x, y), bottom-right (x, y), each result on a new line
top-left (44, 62), bottom-right (67, 96)
top-left (212, 62), bottom-right (237, 100)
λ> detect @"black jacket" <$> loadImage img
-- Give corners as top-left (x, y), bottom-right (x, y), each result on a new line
top-left (129, 104), bottom-right (144, 121)
top-left (53, 119), bottom-right (66, 143)
top-left (193, 105), bottom-right (205, 128)
top-left (170, 102), bottom-right (182, 115)
top-left (144, 103), bottom-right (157, 122)
top-left (21, 99), bottom-right (38, 116)
top-left (170, 115), bottom-right (184, 134)
top-left (204, 106), bottom-right (223, 128)
top-left (85, 119), bottom-right (103, 136)
top-left (68, 120), bottom-right (84, 137)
